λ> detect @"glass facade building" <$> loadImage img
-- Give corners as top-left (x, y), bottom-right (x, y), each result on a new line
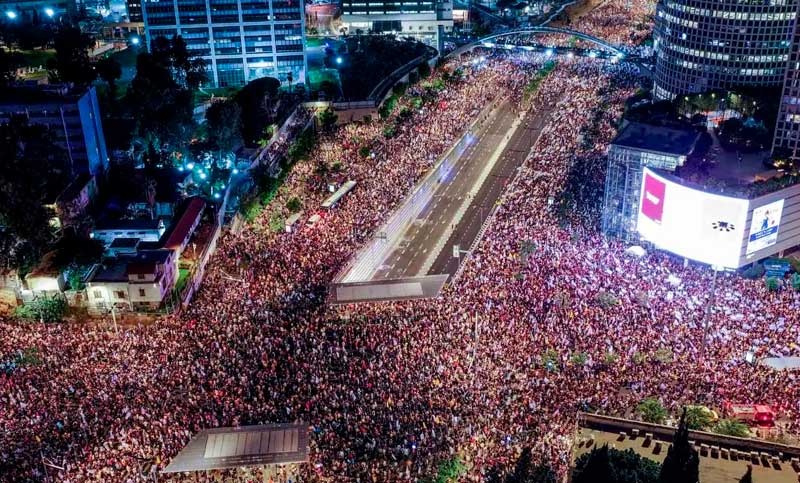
top-left (141, 0), bottom-right (306, 87)
top-left (774, 10), bottom-right (800, 160)
top-left (653, 0), bottom-right (800, 100)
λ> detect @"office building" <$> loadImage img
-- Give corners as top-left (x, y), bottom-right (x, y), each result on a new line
top-left (653, 0), bottom-right (800, 100)
top-left (774, 9), bottom-right (800, 162)
top-left (0, 84), bottom-right (110, 177)
top-left (126, 0), bottom-right (142, 22)
top-left (601, 122), bottom-right (700, 240)
top-left (341, 0), bottom-right (453, 51)
top-left (141, 0), bottom-right (306, 87)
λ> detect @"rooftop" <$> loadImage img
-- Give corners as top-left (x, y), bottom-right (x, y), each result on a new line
top-left (94, 219), bottom-right (163, 231)
top-left (88, 260), bottom-right (129, 283)
top-left (109, 237), bottom-right (140, 249)
top-left (163, 423), bottom-right (309, 474)
top-left (0, 83), bottom-right (91, 105)
top-left (162, 197), bottom-right (206, 250)
top-left (612, 122), bottom-right (701, 157)
top-left (125, 249), bottom-right (172, 275)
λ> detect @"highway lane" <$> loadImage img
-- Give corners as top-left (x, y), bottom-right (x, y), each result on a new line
top-left (372, 100), bottom-right (521, 279)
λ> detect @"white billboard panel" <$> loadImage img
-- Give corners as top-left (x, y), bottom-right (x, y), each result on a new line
top-left (637, 169), bottom-right (748, 268)
top-left (746, 199), bottom-right (785, 255)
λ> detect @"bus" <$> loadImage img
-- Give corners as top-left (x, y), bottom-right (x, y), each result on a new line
top-left (321, 181), bottom-right (357, 209)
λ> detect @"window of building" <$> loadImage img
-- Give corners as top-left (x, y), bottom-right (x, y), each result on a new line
top-left (93, 289), bottom-right (102, 299)
top-left (114, 290), bottom-right (127, 299)
top-left (137, 273), bottom-right (145, 280)
top-left (139, 288), bottom-right (146, 297)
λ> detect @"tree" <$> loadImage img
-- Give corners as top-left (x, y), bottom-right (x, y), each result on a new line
top-left (235, 76), bottom-right (281, 145)
top-left (0, 47), bottom-right (23, 87)
top-left (659, 409), bottom-right (700, 483)
top-left (126, 51), bottom-right (195, 165)
top-left (506, 447), bottom-right (532, 483)
top-left (739, 465), bottom-right (753, 483)
top-left (205, 98), bottom-right (242, 160)
top-left (637, 398), bottom-right (668, 424)
top-left (683, 406), bottom-right (715, 431)
top-left (573, 445), bottom-right (614, 483)
top-left (418, 61), bottom-right (431, 79)
top-left (96, 56), bottom-right (122, 99)
top-left (574, 445), bottom-right (659, 483)
top-left (47, 26), bottom-right (96, 86)
top-left (286, 197), bottom-right (302, 213)
top-left (318, 107), bottom-right (338, 131)
top-left (713, 418), bottom-right (750, 438)
top-left (0, 117), bottom-right (70, 273)
top-left (14, 297), bottom-right (67, 323)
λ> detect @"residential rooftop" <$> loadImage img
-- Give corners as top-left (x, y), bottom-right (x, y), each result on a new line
top-left (611, 121), bottom-right (701, 157)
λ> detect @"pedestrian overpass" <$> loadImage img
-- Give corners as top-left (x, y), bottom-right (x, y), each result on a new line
top-left (447, 26), bottom-right (639, 61)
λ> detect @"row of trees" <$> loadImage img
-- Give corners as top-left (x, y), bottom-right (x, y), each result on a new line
top-left (636, 399), bottom-right (751, 438)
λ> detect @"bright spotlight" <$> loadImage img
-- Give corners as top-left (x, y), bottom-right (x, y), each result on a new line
top-left (335, 56), bottom-right (343, 65)
top-left (232, 168), bottom-right (239, 175)
top-left (131, 36), bottom-right (140, 45)
top-left (545, 48), bottom-right (553, 57)
top-left (44, 7), bottom-right (55, 17)
top-left (6, 10), bottom-right (17, 19)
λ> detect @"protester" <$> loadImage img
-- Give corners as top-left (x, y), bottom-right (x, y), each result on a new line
top-left (5, 1), bottom-right (799, 482)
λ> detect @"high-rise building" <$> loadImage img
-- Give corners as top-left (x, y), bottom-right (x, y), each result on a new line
top-left (141, 0), bottom-right (306, 88)
top-left (340, 0), bottom-right (453, 51)
top-left (0, 85), bottom-right (110, 177)
top-left (653, 0), bottom-right (800, 100)
top-left (126, 0), bottom-right (142, 22)
top-left (774, 8), bottom-right (800, 161)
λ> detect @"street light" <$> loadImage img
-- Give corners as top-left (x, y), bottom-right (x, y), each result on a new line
top-left (131, 36), bottom-right (140, 45)
top-left (44, 7), bottom-right (55, 17)
top-left (335, 56), bottom-right (343, 65)
top-left (6, 10), bottom-right (17, 19)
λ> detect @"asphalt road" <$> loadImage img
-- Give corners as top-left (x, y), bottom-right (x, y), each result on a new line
top-left (428, 104), bottom-right (554, 277)
top-left (372, 100), bottom-right (525, 280)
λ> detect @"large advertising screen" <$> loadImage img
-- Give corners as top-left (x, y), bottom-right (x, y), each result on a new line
top-left (637, 169), bottom-right (749, 268)
top-left (746, 199), bottom-right (785, 255)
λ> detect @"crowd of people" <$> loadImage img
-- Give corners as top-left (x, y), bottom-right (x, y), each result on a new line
top-left (4, 0), bottom-right (800, 482)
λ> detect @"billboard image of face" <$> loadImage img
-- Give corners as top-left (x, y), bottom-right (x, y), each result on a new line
top-left (637, 168), bottom-right (749, 268)
top-left (746, 199), bottom-right (784, 255)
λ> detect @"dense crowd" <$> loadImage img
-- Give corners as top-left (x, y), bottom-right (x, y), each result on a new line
top-left (4, 0), bottom-right (800, 482)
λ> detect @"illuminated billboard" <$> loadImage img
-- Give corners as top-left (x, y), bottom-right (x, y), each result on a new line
top-left (746, 199), bottom-right (785, 255)
top-left (637, 169), bottom-right (748, 268)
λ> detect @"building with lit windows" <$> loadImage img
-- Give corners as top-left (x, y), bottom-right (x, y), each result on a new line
top-left (141, 0), bottom-right (306, 87)
top-left (653, 0), bottom-right (800, 100)
top-left (774, 9), bottom-right (800, 161)
top-left (340, 0), bottom-right (453, 51)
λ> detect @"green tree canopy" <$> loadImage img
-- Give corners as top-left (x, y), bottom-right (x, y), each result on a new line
top-left (683, 405), bottom-right (715, 431)
top-left (574, 445), bottom-right (660, 483)
top-left (0, 116), bottom-right (70, 273)
top-left (96, 56), bottom-right (122, 98)
top-left (205, 98), bottom-right (242, 158)
top-left (47, 26), bottom-right (96, 86)
top-left (126, 50), bottom-right (195, 166)
top-left (713, 418), bottom-right (751, 438)
top-left (659, 409), bottom-right (700, 483)
top-left (235, 76), bottom-right (281, 145)
top-left (637, 398), bottom-right (668, 424)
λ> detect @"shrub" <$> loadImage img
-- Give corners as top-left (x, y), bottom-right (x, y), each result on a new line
top-left (540, 348), bottom-right (560, 372)
top-left (742, 263), bottom-right (765, 279)
top-left (684, 406), bottom-right (715, 431)
top-left (14, 297), bottom-right (67, 323)
top-left (417, 61), bottom-right (431, 79)
top-left (286, 196), bottom-right (302, 213)
top-left (570, 351), bottom-right (588, 366)
top-left (268, 211), bottom-right (285, 233)
top-left (713, 419), bottom-right (750, 438)
top-left (766, 277), bottom-right (782, 291)
top-left (637, 398), bottom-right (667, 424)
top-left (359, 145), bottom-right (371, 158)
top-left (379, 94), bottom-right (398, 119)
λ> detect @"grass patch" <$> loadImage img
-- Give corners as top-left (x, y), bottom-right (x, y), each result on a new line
top-left (15, 49), bottom-right (55, 68)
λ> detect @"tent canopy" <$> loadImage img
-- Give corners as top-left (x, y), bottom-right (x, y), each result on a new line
top-left (162, 423), bottom-right (309, 474)
top-left (759, 357), bottom-right (800, 371)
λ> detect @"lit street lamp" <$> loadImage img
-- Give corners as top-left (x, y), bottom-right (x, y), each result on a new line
top-left (6, 10), bottom-right (17, 19)
top-left (44, 7), bottom-right (55, 17)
